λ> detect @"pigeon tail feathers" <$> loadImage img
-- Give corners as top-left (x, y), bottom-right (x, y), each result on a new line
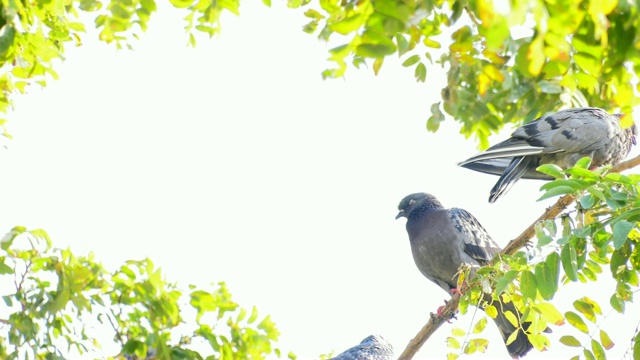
top-left (489, 157), bottom-right (533, 203)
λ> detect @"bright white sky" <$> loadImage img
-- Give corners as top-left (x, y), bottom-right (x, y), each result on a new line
top-left (1, 2), bottom-right (639, 359)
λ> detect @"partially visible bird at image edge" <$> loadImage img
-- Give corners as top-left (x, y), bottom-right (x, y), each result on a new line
top-left (396, 192), bottom-right (537, 358)
top-left (329, 335), bottom-right (394, 360)
top-left (458, 107), bottom-right (637, 203)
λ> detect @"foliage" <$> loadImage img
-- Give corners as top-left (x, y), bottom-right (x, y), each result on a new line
top-left (443, 158), bottom-right (640, 359)
top-left (1, 0), bottom-right (639, 147)
top-left (2, 0), bottom-right (640, 358)
top-left (292, 0), bottom-right (640, 148)
top-left (0, 226), bottom-right (283, 359)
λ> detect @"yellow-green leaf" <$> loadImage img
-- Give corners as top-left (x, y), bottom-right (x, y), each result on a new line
top-left (472, 317), bottom-right (488, 334)
top-left (573, 299), bottom-right (596, 322)
top-left (504, 310), bottom-right (519, 328)
top-left (591, 339), bottom-right (606, 360)
top-left (529, 333), bottom-right (550, 351)
top-left (599, 330), bottom-right (614, 350)
top-left (560, 335), bottom-right (582, 347)
top-left (506, 329), bottom-right (519, 345)
top-left (485, 305), bottom-right (498, 318)
top-left (535, 302), bottom-right (565, 325)
top-left (451, 327), bottom-right (466, 336)
top-left (447, 337), bottom-right (461, 349)
top-left (565, 311), bottom-right (589, 333)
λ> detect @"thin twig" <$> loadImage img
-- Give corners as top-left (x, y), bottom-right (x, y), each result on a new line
top-left (397, 154), bottom-right (640, 360)
top-left (464, 6), bottom-right (480, 27)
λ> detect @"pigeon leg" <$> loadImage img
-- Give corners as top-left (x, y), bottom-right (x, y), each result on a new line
top-left (436, 300), bottom-right (458, 323)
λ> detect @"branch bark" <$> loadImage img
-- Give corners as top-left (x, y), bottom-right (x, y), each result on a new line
top-left (397, 154), bottom-right (640, 360)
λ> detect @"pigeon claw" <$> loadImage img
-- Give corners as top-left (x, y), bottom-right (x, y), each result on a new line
top-left (436, 302), bottom-right (457, 323)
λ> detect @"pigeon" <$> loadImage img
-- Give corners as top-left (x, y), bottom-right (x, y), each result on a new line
top-left (458, 107), bottom-right (637, 203)
top-left (396, 192), bottom-right (534, 358)
top-left (329, 335), bottom-right (394, 360)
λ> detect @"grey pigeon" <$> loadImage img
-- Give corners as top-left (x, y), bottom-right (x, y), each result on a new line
top-left (396, 193), bottom-right (534, 358)
top-left (458, 107), bottom-right (637, 203)
top-left (329, 335), bottom-right (393, 360)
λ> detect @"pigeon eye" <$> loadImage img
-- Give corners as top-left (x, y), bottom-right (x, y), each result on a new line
top-left (409, 199), bottom-right (416, 206)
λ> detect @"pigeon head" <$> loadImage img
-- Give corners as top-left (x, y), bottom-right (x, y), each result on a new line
top-left (395, 192), bottom-right (443, 219)
top-left (360, 334), bottom-right (389, 345)
top-left (613, 113), bottom-right (636, 145)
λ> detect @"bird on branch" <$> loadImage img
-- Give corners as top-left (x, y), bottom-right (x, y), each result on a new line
top-left (458, 107), bottom-right (637, 203)
top-left (329, 335), bottom-right (394, 360)
top-left (396, 192), bottom-right (535, 358)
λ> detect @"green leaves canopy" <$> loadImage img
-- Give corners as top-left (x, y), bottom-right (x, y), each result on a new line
top-left (293, 0), bottom-right (640, 147)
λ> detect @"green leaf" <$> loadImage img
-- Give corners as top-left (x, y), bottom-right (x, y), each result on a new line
top-left (0, 260), bottom-right (12, 274)
top-left (612, 220), bottom-right (633, 250)
top-left (580, 296), bottom-right (602, 315)
top-left (329, 14), bottom-right (365, 35)
top-left (540, 179), bottom-right (590, 191)
top-left (584, 349), bottom-right (596, 360)
top-left (574, 157), bottom-right (592, 169)
top-left (573, 299), bottom-right (596, 322)
top-left (591, 339), bottom-right (605, 360)
top-left (168, 0), bottom-right (193, 8)
top-left (426, 102), bottom-right (444, 131)
top-left (396, 34), bottom-right (409, 56)
top-left (538, 80), bottom-right (562, 94)
top-left (535, 261), bottom-right (558, 300)
top-left (451, 327), bottom-right (466, 336)
top-left (559, 335), bottom-right (582, 347)
top-left (610, 294), bottom-right (625, 313)
top-left (536, 164), bottom-right (565, 178)
top-left (561, 243), bottom-right (578, 282)
top-left (520, 270), bottom-right (537, 301)
top-left (402, 54), bottom-right (420, 67)
top-left (565, 311), bottom-right (589, 333)
top-left (496, 270), bottom-right (519, 295)
top-left (566, 167), bottom-right (600, 180)
top-left (355, 43), bottom-right (396, 58)
top-left (248, 306), bottom-right (259, 324)
top-left (538, 185), bottom-right (576, 201)
top-left (414, 62), bottom-right (427, 82)
top-left (579, 194), bottom-right (596, 209)
top-left (535, 222), bottom-right (554, 247)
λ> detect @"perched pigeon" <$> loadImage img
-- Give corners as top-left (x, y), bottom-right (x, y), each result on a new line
top-left (396, 193), bottom-right (534, 358)
top-left (329, 335), bottom-right (394, 360)
top-left (458, 107), bottom-right (637, 203)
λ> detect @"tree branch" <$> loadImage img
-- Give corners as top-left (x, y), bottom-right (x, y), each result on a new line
top-left (397, 154), bottom-right (640, 360)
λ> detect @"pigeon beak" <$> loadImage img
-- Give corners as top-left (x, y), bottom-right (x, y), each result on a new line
top-left (395, 210), bottom-right (405, 219)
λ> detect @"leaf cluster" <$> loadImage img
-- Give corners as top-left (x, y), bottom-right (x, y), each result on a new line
top-left (292, 0), bottom-right (640, 147)
top-left (0, 227), bottom-right (285, 359)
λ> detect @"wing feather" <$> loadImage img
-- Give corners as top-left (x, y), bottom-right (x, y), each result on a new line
top-left (449, 208), bottom-right (501, 264)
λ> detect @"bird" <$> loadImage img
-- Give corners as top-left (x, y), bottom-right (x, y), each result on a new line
top-left (396, 192), bottom-right (535, 358)
top-left (329, 334), bottom-right (394, 360)
top-left (458, 107), bottom-right (637, 203)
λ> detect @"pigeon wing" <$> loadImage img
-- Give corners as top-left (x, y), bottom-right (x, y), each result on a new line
top-left (449, 208), bottom-right (501, 264)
